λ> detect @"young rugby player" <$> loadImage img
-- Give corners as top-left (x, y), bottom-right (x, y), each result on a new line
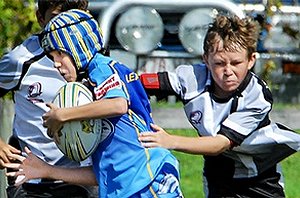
top-left (5, 9), bottom-right (183, 198)
top-left (139, 15), bottom-right (300, 197)
top-left (0, 1), bottom-right (99, 197)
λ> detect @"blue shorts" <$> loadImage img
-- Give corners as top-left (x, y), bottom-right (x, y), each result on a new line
top-left (130, 170), bottom-right (183, 198)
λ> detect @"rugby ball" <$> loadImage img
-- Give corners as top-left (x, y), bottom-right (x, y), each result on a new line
top-left (52, 82), bottom-right (102, 162)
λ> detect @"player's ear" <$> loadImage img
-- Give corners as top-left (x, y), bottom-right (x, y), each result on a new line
top-left (202, 54), bottom-right (210, 68)
top-left (36, 10), bottom-right (46, 28)
top-left (247, 52), bottom-right (257, 70)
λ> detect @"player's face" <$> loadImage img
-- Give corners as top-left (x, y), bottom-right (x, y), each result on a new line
top-left (49, 51), bottom-right (77, 82)
top-left (204, 41), bottom-right (256, 98)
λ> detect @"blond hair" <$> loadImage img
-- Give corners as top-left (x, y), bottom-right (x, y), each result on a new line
top-left (203, 15), bottom-right (260, 59)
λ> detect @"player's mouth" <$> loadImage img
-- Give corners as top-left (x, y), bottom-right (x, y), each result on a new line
top-left (223, 80), bottom-right (239, 90)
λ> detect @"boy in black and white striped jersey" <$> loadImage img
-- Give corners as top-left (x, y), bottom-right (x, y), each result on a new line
top-left (140, 15), bottom-right (300, 198)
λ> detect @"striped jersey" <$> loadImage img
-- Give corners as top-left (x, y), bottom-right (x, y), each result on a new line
top-left (0, 35), bottom-right (81, 168)
top-left (88, 54), bottom-right (180, 197)
top-left (156, 63), bottom-right (300, 178)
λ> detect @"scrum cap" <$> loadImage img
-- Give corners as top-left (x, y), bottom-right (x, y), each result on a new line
top-left (42, 9), bottom-right (104, 70)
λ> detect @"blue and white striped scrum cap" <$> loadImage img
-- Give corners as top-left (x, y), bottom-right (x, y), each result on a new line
top-left (42, 9), bottom-right (104, 70)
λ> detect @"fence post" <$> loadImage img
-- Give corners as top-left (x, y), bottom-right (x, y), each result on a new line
top-left (0, 98), bottom-right (14, 198)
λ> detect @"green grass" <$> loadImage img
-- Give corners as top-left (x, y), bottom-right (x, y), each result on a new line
top-left (168, 129), bottom-right (300, 198)
top-left (282, 151), bottom-right (300, 198)
top-left (150, 99), bottom-right (184, 109)
top-left (273, 102), bottom-right (300, 110)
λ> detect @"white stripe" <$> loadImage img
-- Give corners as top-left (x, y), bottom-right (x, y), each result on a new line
top-left (236, 153), bottom-right (258, 177)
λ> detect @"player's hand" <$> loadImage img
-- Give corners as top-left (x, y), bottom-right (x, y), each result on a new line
top-left (42, 103), bottom-right (63, 143)
top-left (4, 147), bottom-right (50, 186)
top-left (0, 139), bottom-right (21, 169)
top-left (138, 123), bottom-right (173, 149)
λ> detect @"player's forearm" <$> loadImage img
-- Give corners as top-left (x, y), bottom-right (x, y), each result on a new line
top-left (171, 134), bottom-right (231, 155)
top-left (47, 166), bottom-right (97, 186)
top-left (60, 97), bottom-right (128, 122)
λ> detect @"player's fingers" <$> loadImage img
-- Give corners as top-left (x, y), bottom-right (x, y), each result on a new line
top-left (9, 153), bottom-right (26, 162)
top-left (138, 133), bottom-right (157, 143)
top-left (150, 123), bottom-right (163, 132)
top-left (5, 168), bottom-right (24, 177)
top-left (139, 132), bottom-right (154, 137)
top-left (0, 159), bottom-right (5, 169)
top-left (0, 154), bottom-right (10, 163)
top-left (3, 162), bottom-right (21, 170)
top-left (24, 147), bottom-right (32, 155)
top-left (140, 141), bottom-right (158, 148)
top-left (6, 171), bottom-right (17, 177)
top-left (14, 175), bottom-right (27, 186)
top-left (7, 145), bottom-right (21, 154)
top-left (46, 103), bottom-right (57, 110)
top-left (139, 132), bottom-right (155, 140)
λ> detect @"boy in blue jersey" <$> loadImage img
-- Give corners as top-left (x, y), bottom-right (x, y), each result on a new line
top-left (139, 15), bottom-right (300, 197)
top-left (1, 1), bottom-right (100, 197)
top-left (5, 9), bottom-right (183, 198)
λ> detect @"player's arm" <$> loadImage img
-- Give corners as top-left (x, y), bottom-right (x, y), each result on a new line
top-left (45, 97), bottom-right (127, 122)
top-left (140, 72), bottom-right (179, 98)
top-left (43, 97), bottom-right (128, 141)
top-left (139, 124), bottom-right (233, 156)
top-left (4, 147), bottom-right (97, 186)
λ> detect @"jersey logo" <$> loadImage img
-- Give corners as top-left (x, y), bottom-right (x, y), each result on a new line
top-left (94, 74), bottom-right (121, 99)
top-left (27, 82), bottom-right (44, 103)
top-left (100, 119), bottom-right (114, 142)
top-left (190, 110), bottom-right (202, 124)
top-left (126, 72), bottom-right (139, 83)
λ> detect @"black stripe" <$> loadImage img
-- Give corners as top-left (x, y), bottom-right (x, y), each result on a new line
top-left (253, 144), bottom-right (296, 174)
top-left (14, 53), bottom-right (46, 91)
top-left (42, 17), bottom-right (93, 34)
top-left (158, 72), bottom-right (176, 94)
top-left (230, 96), bottom-right (239, 114)
top-left (157, 72), bottom-right (180, 100)
top-left (219, 124), bottom-right (246, 146)
top-left (0, 87), bottom-right (10, 97)
top-left (254, 74), bottom-right (273, 130)
top-left (255, 74), bottom-right (273, 105)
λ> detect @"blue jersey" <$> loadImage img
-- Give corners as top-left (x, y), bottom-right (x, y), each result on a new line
top-left (88, 54), bottom-right (179, 197)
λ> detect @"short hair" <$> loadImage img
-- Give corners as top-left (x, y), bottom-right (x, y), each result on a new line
top-left (38, 0), bottom-right (88, 19)
top-left (203, 15), bottom-right (260, 59)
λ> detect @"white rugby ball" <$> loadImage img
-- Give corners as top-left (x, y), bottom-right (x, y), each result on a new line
top-left (52, 82), bottom-right (102, 162)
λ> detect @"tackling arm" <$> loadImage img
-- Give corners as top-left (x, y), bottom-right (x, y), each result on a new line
top-left (140, 72), bottom-right (178, 98)
top-left (4, 147), bottom-right (97, 186)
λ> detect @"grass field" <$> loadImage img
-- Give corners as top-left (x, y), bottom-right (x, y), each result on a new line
top-left (168, 129), bottom-right (300, 198)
